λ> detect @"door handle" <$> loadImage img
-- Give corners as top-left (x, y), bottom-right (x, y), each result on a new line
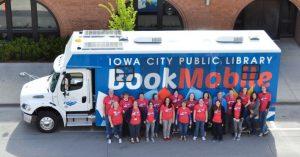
top-left (82, 96), bottom-right (87, 103)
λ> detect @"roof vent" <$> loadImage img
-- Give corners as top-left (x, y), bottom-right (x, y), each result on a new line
top-left (134, 37), bottom-right (162, 44)
top-left (216, 36), bottom-right (243, 43)
top-left (82, 42), bottom-right (123, 50)
top-left (82, 30), bottom-right (122, 38)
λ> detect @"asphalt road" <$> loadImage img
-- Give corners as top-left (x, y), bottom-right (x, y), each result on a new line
top-left (1, 105), bottom-right (300, 157)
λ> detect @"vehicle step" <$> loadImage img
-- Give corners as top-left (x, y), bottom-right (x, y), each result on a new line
top-left (67, 114), bottom-right (95, 119)
top-left (66, 121), bottom-right (93, 127)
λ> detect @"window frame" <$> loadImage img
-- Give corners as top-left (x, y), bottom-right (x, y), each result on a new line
top-left (114, 65), bottom-right (135, 83)
top-left (61, 73), bottom-right (84, 92)
top-left (241, 64), bottom-right (261, 80)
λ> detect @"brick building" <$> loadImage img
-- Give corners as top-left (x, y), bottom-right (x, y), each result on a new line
top-left (0, 0), bottom-right (300, 44)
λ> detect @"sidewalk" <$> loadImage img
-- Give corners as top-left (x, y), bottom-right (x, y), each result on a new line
top-left (276, 38), bottom-right (300, 103)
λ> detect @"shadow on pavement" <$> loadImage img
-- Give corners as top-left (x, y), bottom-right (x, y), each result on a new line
top-left (5, 122), bottom-right (278, 157)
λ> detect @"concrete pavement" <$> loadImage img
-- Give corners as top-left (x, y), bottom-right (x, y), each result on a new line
top-left (1, 105), bottom-right (300, 157)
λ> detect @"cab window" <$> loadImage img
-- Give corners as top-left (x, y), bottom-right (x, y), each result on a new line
top-left (61, 73), bottom-right (83, 91)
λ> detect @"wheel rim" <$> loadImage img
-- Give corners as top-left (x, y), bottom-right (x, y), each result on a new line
top-left (40, 117), bottom-right (54, 131)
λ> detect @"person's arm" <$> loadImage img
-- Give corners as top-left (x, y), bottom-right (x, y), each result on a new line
top-left (159, 109), bottom-right (163, 124)
top-left (193, 109), bottom-right (196, 122)
top-left (108, 115), bottom-right (113, 128)
top-left (205, 110), bottom-right (208, 123)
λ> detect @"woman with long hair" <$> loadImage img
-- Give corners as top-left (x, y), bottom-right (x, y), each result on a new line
top-left (246, 92), bottom-right (260, 135)
top-left (160, 97), bottom-right (175, 140)
top-left (210, 100), bottom-right (225, 142)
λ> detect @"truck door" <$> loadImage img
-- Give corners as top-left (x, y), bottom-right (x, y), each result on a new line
top-left (56, 69), bottom-right (92, 112)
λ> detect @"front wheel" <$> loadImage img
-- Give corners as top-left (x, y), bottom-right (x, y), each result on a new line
top-left (36, 111), bottom-right (59, 133)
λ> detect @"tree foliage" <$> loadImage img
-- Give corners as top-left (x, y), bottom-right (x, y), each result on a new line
top-left (99, 0), bottom-right (137, 31)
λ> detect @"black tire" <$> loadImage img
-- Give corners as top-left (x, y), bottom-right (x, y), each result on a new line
top-left (36, 111), bottom-right (59, 133)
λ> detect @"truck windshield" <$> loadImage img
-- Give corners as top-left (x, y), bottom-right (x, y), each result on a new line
top-left (49, 72), bottom-right (60, 92)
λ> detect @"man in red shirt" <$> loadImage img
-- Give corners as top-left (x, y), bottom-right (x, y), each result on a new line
top-left (258, 86), bottom-right (271, 136)
top-left (170, 90), bottom-right (184, 133)
top-left (103, 89), bottom-right (119, 143)
top-left (108, 101), bottom-right (123, 144)
top-left (119, 93), bottom-right (134, 137)
top-left (177, 101), bottom-right (191, 141)
top-left (193, 99), bottom-right (208, 141)
top-left (225, 90), bottom-right (236, 135)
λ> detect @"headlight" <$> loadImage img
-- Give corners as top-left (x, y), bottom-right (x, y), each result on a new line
top-left (21, 103), bottom-right (31, 111)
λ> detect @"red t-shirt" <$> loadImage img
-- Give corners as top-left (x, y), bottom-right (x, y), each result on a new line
top-left (203, 98), bottom-right (210, 108)
top-left (151, 99), bottom-right (162, 110)
top-left (146, 107), bottom-right (155, 123)
top-left (130, 108), bottom-right (141, 125)
top-left (187, 100), bottom-right (197, 110)
top-left (108, 107), bottom-right (123, 125)
top-left (239, 93), bottom-right (250, 106)
top-left (226, 95), bottom-right (236, 115)
top-left (177, 107), bottom-right (191, 124)
top-left (170, 94), bottom-right (184, 108)
top-left (233, 103), bottom-right (242, 119)
top-left (103, 95), bottom-right (119, 115)
top-left (120, 98), bottom-right (133, 111)
top-left (258, 92), bottom-right (271, 112)
top-left (212, 109), bottom-right (222, 123)
top-left (194, 104), bottom-right (207, 122)
top-left (137, 98), bottom-right (148, 108)
top-left (160, 105), bottom-right (174, 120)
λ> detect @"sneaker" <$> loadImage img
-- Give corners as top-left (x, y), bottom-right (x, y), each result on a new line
top-left (193, 136), bottom-right (197, 141)
top-left (263, 130), bottom-right (269, 136)
top-left (180, 136), bottom-right (183, 141)
top-left (233, 136), bottom-right (237, 140)
top-left (130, 138), bottom-right (135, 143)
top-left (146, 138), bottom-right (150, 142)
top-left (136, 137), bottom-right (140, 143)
top-left (201, 137), bottom-right (206, 141)
top-left (151, 138), bottom-right (155, 142)
top-left (155, 133), bottom-right (158, 138)
top-left (107, 139), bottom-right (112, 144)
top-left (236, 137), bottom-right (240, 141)
top-left (183, 136), bottom-right (187, 141)
top-left (118, 138), bottom-right (122, 144)
top-left (258, 133), bottom-right (263, 137)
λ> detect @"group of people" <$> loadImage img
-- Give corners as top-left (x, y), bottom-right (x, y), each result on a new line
top-left (103, 86), bottom-right (271, 144)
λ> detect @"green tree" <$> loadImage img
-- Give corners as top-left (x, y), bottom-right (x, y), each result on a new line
top-left (99, 0), bottom-right (137, 31)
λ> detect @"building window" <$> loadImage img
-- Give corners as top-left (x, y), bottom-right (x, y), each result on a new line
top-left (0, 2), bottom-right (7, 39)
top-left (135, 0), bottom-right (183, 30)
top-left (0, 0), bottom-right (59, 41)
top-left (11, 0), bottom-right (32, 29)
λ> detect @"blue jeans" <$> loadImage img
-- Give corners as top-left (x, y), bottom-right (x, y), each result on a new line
top-left (179, 122), bottom-right (189, 136)
top-left (259, 111), bottom-right (268, 134)
top-left (194, 121), bottom-right (205, 137)
top-left (112, 124), bottom-right (122, 139)
top-left (105, 116), bottom-right (112, 139)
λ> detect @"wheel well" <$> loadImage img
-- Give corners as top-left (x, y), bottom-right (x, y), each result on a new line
top-left (34, 107), bottom-right (63, 125)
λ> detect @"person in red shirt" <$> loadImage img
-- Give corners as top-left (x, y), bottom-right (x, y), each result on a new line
top-left (119, 93), bottom-right (134, 137)
top-left (232, 97), bottom-right (245, 141)
top-left (108, 101), bottom-right (123, 144)
top-left (151, 93), bottom-right (162, 137)
top-left (258, 86), bottom-right (271, 136)
top-left (177, 101), bottom-right (191, 141)
top-left (225, 89), bottom-right (236, 135)
top-left (210, 100), bottom-right (225, 141)
top-left (119, 93), bottom-right (133, 112)
top-left (187, 93), bottom-right (197, 111)
top-left (193, 99), bottom-right (208, 141)
top-left (137, 93), bottom-right (148, 108)
top-left (170, 90), bottom-right (184, 133)
top-left (126, 101), bottom-right (142, 143)
top-left (239, 87), bottom-right (251, 121)
top-left (144, 102), bottom-right (156, 142)
top-left (160, 97), bottom-right (175, 140)
top-left (103, 89), bottom-right (119, 143)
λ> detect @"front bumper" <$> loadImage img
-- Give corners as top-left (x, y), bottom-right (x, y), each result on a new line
top-left (22, 112), bottom-right (36, 124)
